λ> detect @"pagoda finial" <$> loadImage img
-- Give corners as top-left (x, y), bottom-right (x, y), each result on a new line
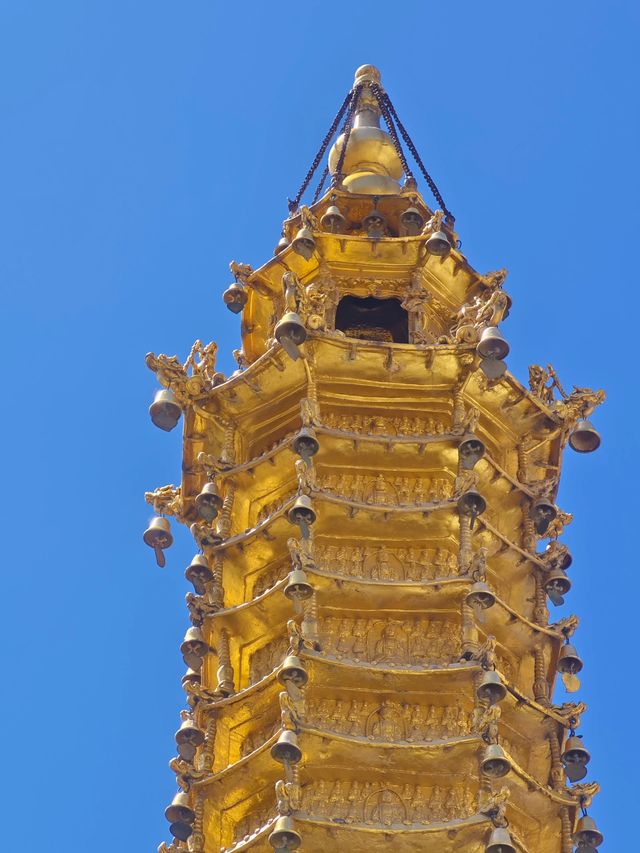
top-left (353, 64), bottom-right (381, 86)
top-left (328, 64), bottom-right (403, 195)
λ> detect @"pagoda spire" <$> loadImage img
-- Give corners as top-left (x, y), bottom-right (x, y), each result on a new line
top-left (145, 65), bottom-right (606, 853)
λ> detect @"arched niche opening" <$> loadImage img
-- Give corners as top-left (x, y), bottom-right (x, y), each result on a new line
top-left (335, 295), bottom-right (409, 344)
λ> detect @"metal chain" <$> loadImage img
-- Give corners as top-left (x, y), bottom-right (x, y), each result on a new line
top-left (369, 82), bottom-right (414, 182)
top-left (382, 92), bottom-right (451, 217)
top-left (288, 90), bottom-right (352, 213)
top-left (332, 84), bottom-right (362, 187)
top-left (312, 165), bottom-right (330, 204)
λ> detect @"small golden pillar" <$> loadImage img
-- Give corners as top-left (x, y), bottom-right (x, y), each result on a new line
top-left (146, 66), bottom-right (605, 853)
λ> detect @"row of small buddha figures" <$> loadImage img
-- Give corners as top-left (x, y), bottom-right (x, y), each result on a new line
top-left (255, 473), bottom-right (453, 523)
top-left (249, 618), bottom-right (462, 683)
top-left (238, 700), bottom-right (525, 766)
top-left (231, 781), bottom-right (481, 845)
top-left (252, 544), bottom-right (458, 597)
top-left (321, 411), bottom-right (449, 437)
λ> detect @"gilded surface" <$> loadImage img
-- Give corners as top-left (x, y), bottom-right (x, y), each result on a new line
top-left (148, 67), bottom-right (605, 853)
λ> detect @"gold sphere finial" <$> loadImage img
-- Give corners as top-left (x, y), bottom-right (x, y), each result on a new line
top-left (354, 64), bottom-right (381, 87)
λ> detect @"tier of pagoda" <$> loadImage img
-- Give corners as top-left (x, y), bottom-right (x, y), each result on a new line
top-left (144, 65), bottom-right (605, 853)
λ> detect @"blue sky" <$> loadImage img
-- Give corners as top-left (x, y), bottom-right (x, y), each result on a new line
top-left (1, 1), bottom-right (637, 849)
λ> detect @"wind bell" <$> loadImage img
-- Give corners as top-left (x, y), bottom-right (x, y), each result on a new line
top-left (320, 204), bottom-right (346, 233)
top-left (569, 419), bottom-right (601, 453)
top-left (458, 433), bottom-right (486, 470)
top-left (175, 717), bottom-right (205, 762)
top-left (270, 730), bottom-right (302, 765)
top-left (476, 326), bottom-right (510, 361)
top-left (425, 228), bottom-right (452, 257)
top-left (284, 569), bottom-right (314, 601)
top-left (287, 495), bottom-right (317, 539)
top-left (222, 279), bottom-right (248, 314)
top-left (143, 516), bottom-right (173, 567)
top-left (269, 816), bottom-right (302, 851)
top-left (400, 205), bottom-right (424, 235)
top-left (164, 791), bottom-right (195, 841)
top-left (278, 655), bottom-right (309, 688)
top-left (573, 813), bottom-right (604, 848)
top-left (180, 626), bottom-right (209, 670)
top-left (292, 427), bottom-right (320, 466)
top-left (485, 825), bottom-right (516, 853)
top-left (274, 312), bottom-right (307, 361)
top-left (149, 389), bottom-right (182, 432)
top-left (458, 488), bottom-right (487, 529)
top-left (194, 481), bottom-right (223, 523)
top-left (185, 554), bottom-right (214, 595)
top-left (557, 639), bottom-right (583, 693)
top-left (480, 743), bottom-right (511, 778)
top-left (476, 670), bottom-right (507, 706)
top-left (544, 566), bottom-right (571, 606)
top-left (530, 496), bottom-right (557, 536)
top-left (562, 730), bottom-right (591, 783)
top-left (291, 226), bottom-right (316, 260)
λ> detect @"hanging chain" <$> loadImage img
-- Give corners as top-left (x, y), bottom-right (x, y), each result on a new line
top-left (288, 79), bottom-right (452, 220)
top-left (312, 165), bottom-right (330, 204)
top-left (332, 84), bottom-right (362, 187)
top-left (369, 82), bottom-right (414, 183)
top-left (288, 90), bottom-right (352, 213)
top-left (382, 91), bottom-right (451, 218)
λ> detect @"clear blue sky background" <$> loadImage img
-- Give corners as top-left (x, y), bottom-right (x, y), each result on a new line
top-left (1, 2), bottom-right (637, 849)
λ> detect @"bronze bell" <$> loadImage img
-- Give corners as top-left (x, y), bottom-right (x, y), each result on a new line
top-left (284, 569), bottom-right (314, 601)
top-left (165, 791), bottom-right (195, 841)
top-left (400, 206), bottom-right (424, 235)
top-left (270, 730), bottom-right (302, 765)
top-left (180, 626), bottom-right (209, 670)
top-left (175, 717), bottom-right (205, 761)
top-left (562, 734), bottom-right (590, 782)
top-left (458, 433), bottom-right (486, 469)
top-left (485, 825), bottom-right (516, 853)
top-left (480, 743), bottom-right (511, 778)
top-left (274, 312), bottom-right (307, 361)
top-left (190, 521), bottom-right (223, 549)
top-left (291, 226), bottom-right (316, 260)
top-left (143, 516), bottom-right (174, 568)
top-left (185, 554), bottom-right (214, 594)
top-left (457, 488), bottom-right (487, 529)
top-left (425, 229), bottom-right (452, 256)
top-left (149, 388), bottom-right (182, 432)
top-left (292, 427), bottom-right (320, 465)
top-left (287, 494), bottom-right (317, 538)
top-left (466, 580), bottom-right (496, 610)
top-left (530, 497), bottom-right (557, 535)
top-left (181, 667), bottom-right (201, 689)
top-left (477, 326), bottom-right (510, 360)
top-left (476, 670), bottom-right (507, 706)
top-left (274, 233), bottom-right (289, 254)
top-left (278, 655), bottom-right (309, 688)
top-left (569, 418), bottom-right (602, 453)
top-left (320, 205), bottom-right (346, 233)
top-left (222, 280), bottom-right (248, 314)
top-left (362, 211), bottom-right (385, 239)
top-left (573, 815), bottom-right (603, 847)
top-left (557, 642), bottom-right (583, 675)
top-left (269, 815), bottom-right (302, 850)
top-left (544, 566), bottom-right (571, 606)
top-left (194, 481), bottom-right (223, 523)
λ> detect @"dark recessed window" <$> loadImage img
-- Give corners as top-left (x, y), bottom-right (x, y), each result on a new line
top-left (335, 295), bottom-right (409, 343)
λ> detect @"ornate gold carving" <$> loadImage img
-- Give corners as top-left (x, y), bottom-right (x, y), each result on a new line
top-left (146, 340), bottom-right (221, 404)
top-left (319, 615), bottom-right (461, 666)
top-left (300, 778), bottom-right (477, 825)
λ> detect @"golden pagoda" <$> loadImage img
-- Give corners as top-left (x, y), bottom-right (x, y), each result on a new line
top-left (144, 65), bottom-right (606, 853)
